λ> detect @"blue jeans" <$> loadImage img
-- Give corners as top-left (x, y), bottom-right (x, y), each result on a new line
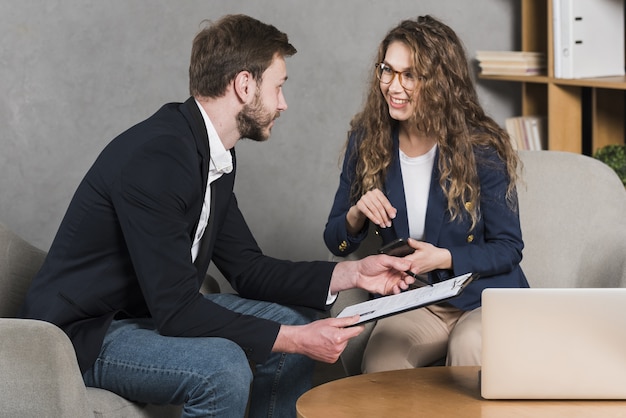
top-left (83, 293), bottom-right (317, 417)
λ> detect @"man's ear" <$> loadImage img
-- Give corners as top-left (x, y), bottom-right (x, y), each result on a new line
top-left (233, 70), bottom-right (256, 103)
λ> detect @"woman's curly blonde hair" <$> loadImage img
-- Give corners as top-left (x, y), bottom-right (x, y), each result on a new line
top-left (348, 15), bottom-right (519, 230)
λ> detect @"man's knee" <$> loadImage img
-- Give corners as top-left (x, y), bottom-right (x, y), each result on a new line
top-left (185, 340), bottom-right (254, 414)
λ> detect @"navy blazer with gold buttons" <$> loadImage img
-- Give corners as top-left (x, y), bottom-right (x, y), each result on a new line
top-left (324, 128), bottom-right (529, 311)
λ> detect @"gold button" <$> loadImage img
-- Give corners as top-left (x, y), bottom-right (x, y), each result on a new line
top-left (465, 201), bottom-right (474, 211)
top-left (467, 234), bottom-right (474, 243)
top-left (338, 240), bottom-right (348, 252)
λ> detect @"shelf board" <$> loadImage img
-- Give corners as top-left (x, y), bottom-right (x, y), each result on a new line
top-left (479, 74), bottom-right (626, 90)
top-left (553, 76), bottom-right (626, 90)
top-left (478, 74), bottom-right (551, 84)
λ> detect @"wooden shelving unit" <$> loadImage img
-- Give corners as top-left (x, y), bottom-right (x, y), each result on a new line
top-left (479, 0), bottom-right (626, 154)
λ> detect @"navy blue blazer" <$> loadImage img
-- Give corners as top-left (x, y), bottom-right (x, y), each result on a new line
top-left (20, 98), bottom-right (336, 373)
top-left (324, 129), bottom-right (529, 311)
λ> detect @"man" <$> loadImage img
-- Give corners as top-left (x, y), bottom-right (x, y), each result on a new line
top-left (19, 14), bottom-right (413, 417)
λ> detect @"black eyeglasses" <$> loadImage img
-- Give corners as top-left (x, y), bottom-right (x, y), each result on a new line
top-left (375, 63), bottom-right (423, 90)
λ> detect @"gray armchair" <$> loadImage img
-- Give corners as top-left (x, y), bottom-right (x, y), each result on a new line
top-left (0, 223), bottom-right (217, 417)
top-left (330, 150), bottom-right (626, 376)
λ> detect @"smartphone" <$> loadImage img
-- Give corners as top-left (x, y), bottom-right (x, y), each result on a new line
top-left (378, 238), bottom-right (415, 257)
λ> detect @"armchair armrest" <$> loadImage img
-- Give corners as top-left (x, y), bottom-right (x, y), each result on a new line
top-left (201, 273), bottom-right (221, 294)
top-left (0, 318), bottom-right (93, 417)
top-left (330, 288), bottom-right (374, 376)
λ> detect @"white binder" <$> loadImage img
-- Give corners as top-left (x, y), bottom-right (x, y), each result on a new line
top-left (553, 0), bottom-right (625, 79)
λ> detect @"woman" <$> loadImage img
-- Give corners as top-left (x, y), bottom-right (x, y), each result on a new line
top-left (324, 15), bottom-right (528, 372)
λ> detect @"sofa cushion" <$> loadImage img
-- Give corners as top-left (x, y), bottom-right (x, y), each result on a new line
top-left (0, 223), bottom-right (46, 317)
top-left (88, 387), bottom-right (182, 418)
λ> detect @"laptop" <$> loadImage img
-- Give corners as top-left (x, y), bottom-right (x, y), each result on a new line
top-left (481, 288), bottom-right (626, 399)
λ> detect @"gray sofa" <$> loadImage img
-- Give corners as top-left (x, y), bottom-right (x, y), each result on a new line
top-left (330, 150), bottom-right (626, 376)
top-left (0, 225), bottom-right (216, 417)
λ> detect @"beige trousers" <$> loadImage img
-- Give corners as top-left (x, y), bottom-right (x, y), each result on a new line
top-left (362, 304), bottom-right (482, 373)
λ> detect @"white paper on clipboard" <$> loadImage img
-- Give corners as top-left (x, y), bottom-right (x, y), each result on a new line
top-left (336, 272), bottom-right (476, 325)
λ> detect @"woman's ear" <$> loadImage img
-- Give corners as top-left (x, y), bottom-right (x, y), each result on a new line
top-left (233, 70), bottom-right (256, 103)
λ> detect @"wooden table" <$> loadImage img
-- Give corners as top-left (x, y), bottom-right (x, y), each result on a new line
top-left (296, 366), bottom-right (626, 417)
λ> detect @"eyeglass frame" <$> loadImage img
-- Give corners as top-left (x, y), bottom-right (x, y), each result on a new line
top-left (375, 62), bottom-right (424, 91)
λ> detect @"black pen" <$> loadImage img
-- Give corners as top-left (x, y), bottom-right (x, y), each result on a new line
top-left (404, 270), bottom-right (433, 287)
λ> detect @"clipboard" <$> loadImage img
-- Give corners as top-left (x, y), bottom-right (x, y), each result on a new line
top-left (336, 272), bottom-right (476, 326)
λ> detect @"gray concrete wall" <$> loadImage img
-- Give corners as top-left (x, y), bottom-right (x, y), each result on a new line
top-left (1, 0), bottom-right (520, 266)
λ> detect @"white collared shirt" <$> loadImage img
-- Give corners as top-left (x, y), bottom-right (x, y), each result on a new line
top-left (191, 99), bottom-right (233, 261)
top-left (399, 143), bottom-right (437, 240)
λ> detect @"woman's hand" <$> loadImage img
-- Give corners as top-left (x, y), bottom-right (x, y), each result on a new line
top-left (404, 238), bottom-right (453, 275)
top-left (346, 189), bottom-right (397, 234)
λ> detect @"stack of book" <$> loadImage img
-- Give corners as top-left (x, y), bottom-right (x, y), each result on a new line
top-left (505, 116), bottom-right (546, 151)
top-left (476, 51), bottom-right (546, 76)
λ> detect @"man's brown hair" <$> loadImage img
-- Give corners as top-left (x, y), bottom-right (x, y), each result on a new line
top-left (189, 14), bottom-right (297, 98)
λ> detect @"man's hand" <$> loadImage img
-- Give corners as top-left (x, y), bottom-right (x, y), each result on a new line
top-left (273, 316), bottom-right (365, 363)
top-left (329, 254), bottom-right (413, 296)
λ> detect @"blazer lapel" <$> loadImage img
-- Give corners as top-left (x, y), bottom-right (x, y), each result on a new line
top-left (180, 96), bottom-right (210, 238)
top-left (180, 97), bottom-right (215, 277)
top-left (423, 147), bottom-right (445, 245)
top-left (385, 129), bottom-right (409, 240)
top-left (181, 96), bottom-right (210, 187)
top-left (195, 151), bottom-right (236, 277)
top-left (181, 97), bottom-right (239, 277)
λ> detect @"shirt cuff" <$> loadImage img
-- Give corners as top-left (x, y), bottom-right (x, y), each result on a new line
top-left (326, 288), bottom-right (338, 305)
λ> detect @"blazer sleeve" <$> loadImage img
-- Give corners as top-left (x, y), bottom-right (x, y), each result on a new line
top-left (209, 192), bottom-right (336, 307)
top-left (324, 133), bottom-right (370, 256)
top-left (446, 149), bottom-right (524, 279)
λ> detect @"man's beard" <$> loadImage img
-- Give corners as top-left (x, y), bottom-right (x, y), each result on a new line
top-left (236, 92), bottom-right (280, 142)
